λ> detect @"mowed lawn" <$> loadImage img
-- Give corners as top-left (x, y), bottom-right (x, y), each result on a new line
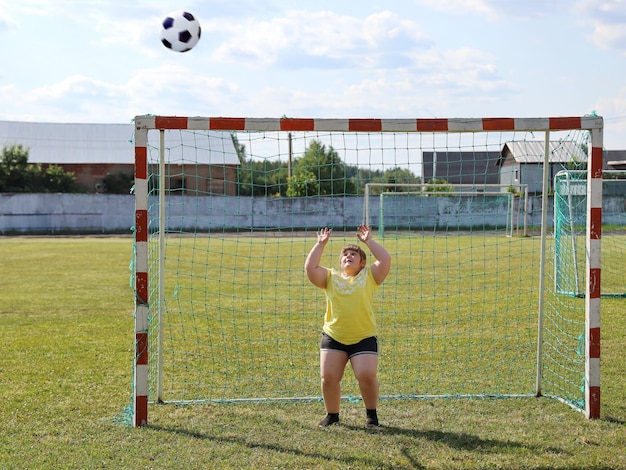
top-left (0, 237), bottom-right (625, 469)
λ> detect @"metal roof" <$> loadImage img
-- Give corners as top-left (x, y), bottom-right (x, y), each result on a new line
top-left (0, 120), bottom-right (240, 165)
top-left (502, 140), bottom-right (587, 164)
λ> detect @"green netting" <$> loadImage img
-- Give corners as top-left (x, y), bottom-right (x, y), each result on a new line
top-left (126, 125), bottom-right (604, 422)
top-left (554, 170), bottom-right (626, 297)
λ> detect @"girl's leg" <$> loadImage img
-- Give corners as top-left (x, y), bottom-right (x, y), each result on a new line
top-left (319, 349), bottom-right (348, 413)
top-left (350, 353), bottom-right (379, 410)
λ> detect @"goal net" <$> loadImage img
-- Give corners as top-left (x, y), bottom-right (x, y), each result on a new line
top-left (127, 116), bottom-right (603, 427)
top-left (554, 170), bottom-right (626, 297)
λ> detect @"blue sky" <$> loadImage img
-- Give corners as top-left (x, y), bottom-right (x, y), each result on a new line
top-left (1, 0), bottom-right (626, 149)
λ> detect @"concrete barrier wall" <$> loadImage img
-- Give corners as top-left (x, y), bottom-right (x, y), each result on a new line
top-left (0, 194), bottom-right (134, 234)
top-left (1, 193), bottom-right (623, 234)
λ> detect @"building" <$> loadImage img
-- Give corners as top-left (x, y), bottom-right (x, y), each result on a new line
top-left (0, 120), bottom-right (240, 195)
top-left (422, 150), bottom-right (501, 185)
top-left (497, 141), bottom-right (587, 193)
top-left (605, 149), bottom-right (626, 171)
top-left (423, 141), bottom-right (623, 194)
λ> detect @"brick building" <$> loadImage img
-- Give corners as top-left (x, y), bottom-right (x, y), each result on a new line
top-left (0, 120), bottom-right (239, 194)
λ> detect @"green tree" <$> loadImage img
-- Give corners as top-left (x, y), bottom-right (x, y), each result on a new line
top-left (230, 132), bottom-right (247, 165)
top-left (0, 144), bottom-right (79, 193)
top-left (286, 168), bottom-right (319, 197)
top-left (0, 144), bottom-right (38, 192)
top-left (383, 167), bottom-right (420, 191)
top-left (43, 165), bottom-right (79, 193)
top-left (424, 177), bottom-right (453, 194)
top-left (104, 171), bottom-right (134, 194)
top-left (347, 166), bottom-right (385, 195)
top-left (232, 134), bottom-right (290, 197)
top-left (291, 140), bottom-right (356, 196)
top-left (238, 159), bottom-right (288, 197)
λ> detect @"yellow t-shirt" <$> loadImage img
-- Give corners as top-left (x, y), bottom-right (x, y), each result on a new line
top-left (322, 266), bottom-right (379, 345)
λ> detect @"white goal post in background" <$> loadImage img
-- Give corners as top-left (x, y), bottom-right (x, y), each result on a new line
top-left (131, 115), bottom-right (603, 427)
top-left (363, 183), bottom-right (529, 238)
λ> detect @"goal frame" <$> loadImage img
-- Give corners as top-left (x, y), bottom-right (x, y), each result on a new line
top-left (132, 115), bottom-right (603, 427)
top-left (363, 182), bottom-right (529, 238)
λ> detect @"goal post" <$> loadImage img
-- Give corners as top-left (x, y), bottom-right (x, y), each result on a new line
top-left (554, 169), bottom-right (626, 297)
top-left (128, 115), bottom-right (603, 427)
top-left (364, 183), bottom-right (528, 238)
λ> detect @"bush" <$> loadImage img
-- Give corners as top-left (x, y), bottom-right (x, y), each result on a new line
top-left (0, 144), bottom-right (79, 193)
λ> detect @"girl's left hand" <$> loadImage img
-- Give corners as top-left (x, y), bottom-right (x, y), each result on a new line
top-left (356, 224), bottom-right (370, 243)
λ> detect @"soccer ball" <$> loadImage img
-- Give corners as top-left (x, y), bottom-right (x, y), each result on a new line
top-left (160, 11), bottom-right (201, 53)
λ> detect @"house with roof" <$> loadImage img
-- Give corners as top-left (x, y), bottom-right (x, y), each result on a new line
top-left (497, 141), bottom-right (587, 193)
top-left (423, 141), bottom-right (604, 194)
top-left (0, 120), bottom-right (240, 195)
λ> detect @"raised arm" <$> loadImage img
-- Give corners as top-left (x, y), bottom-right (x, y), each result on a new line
top-left (357, 224), bottom-right (391, 285)
top-left (305, 227), bottom-right (332, 289)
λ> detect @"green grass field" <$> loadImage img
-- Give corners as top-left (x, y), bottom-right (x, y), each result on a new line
top-left (1, 237), bottom-right (625, 469)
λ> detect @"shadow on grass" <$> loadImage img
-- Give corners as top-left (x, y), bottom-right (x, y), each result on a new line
top-left (603, 415), bottom-right (626, 425)
top-left (347, 424), bottom-right (565, 454)
top-left (346, 424), bottom-right (568, 469)
top-left (149, 419), bottom-right (566, 469)
top-left (149, 422), bottom-right (403, 469)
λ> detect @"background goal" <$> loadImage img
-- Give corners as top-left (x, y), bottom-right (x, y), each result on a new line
top-left (554, 170), bottom-right (626, 297)
top-left (128, 116), bottom-right (603, 427)
top-left (364, 182), bottom-right (528, 238)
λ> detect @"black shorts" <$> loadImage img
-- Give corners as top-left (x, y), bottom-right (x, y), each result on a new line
top-left (320, 332), bottom-right (378, 358)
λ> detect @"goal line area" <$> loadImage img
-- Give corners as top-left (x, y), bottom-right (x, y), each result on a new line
top-left (123, 115), bottom-right (604, 427)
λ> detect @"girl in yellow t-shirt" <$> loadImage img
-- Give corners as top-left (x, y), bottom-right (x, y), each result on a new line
top-left (305, 224), bottom-right (391, 427)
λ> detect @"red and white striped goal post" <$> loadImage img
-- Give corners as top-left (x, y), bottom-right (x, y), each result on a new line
top-left (132, 115), bottom-right (603, 426)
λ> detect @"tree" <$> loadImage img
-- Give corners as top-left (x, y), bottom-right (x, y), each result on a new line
top-left (43, 165), bottom-right (79, 193)
top-left (0, 144), bottom-right (38, 192)
top-left (424, 177), bottom-right (453, 194)
top-left (383, 167), bottom-right (420, 191)
top-left (231, 133), bottom-right (290, 197)
top-left (104, 171), bottom-right (134, 194)
top-left (347, 166), bottom-right (385, 195)
top-left (286, 168), bottom-right (319, 197)
top-left (238, 159), bottom-right (288, 197)
top-left (0, 144), bottom-right (79, 193)
top-left (290, 140), bottom-right (356, 196)
top-left (230, 132), bottom-right (247, 165)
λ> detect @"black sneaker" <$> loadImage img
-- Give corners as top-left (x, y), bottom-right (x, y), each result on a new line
top-left (365, 409), bottom-right (379, 428)
top-left (318, 414), bottom-right (339, 427)
top-left (365, 417), bottom-right (380, 428)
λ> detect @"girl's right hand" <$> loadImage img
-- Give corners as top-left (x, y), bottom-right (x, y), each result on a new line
top-left (317, 227), bottom-right (332, 244)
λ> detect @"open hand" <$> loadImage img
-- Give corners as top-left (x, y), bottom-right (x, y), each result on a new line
top-left (356, 224), bottom-right (371, 243)
top-left (317, 227), bottom-right (332, 244)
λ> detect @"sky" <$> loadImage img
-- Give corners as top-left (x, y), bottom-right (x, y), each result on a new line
top-left (1, 0), bottom-right (626, 149)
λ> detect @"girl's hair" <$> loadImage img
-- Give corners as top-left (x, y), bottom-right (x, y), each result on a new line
top-left (340, 244), bottom-right (366, 264)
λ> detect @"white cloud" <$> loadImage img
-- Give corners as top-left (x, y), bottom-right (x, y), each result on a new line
top-left (0, 69), bottom-right (238, 123)
top-left (212, 9), bottom-right (431, 69)
top-left (575, 0), bottom-right (626, 53)
top-left (415, 0), bottom-right (495, 17)
top-left (416, 0), bottom-right (574, 19)
top-left (0, 11), bottom-right (16, 31)
top-left (125, 65), bottom-right (240, 116)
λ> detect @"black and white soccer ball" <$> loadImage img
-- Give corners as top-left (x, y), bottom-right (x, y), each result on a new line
top-left (160, 11), bottom-right (201, 53)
